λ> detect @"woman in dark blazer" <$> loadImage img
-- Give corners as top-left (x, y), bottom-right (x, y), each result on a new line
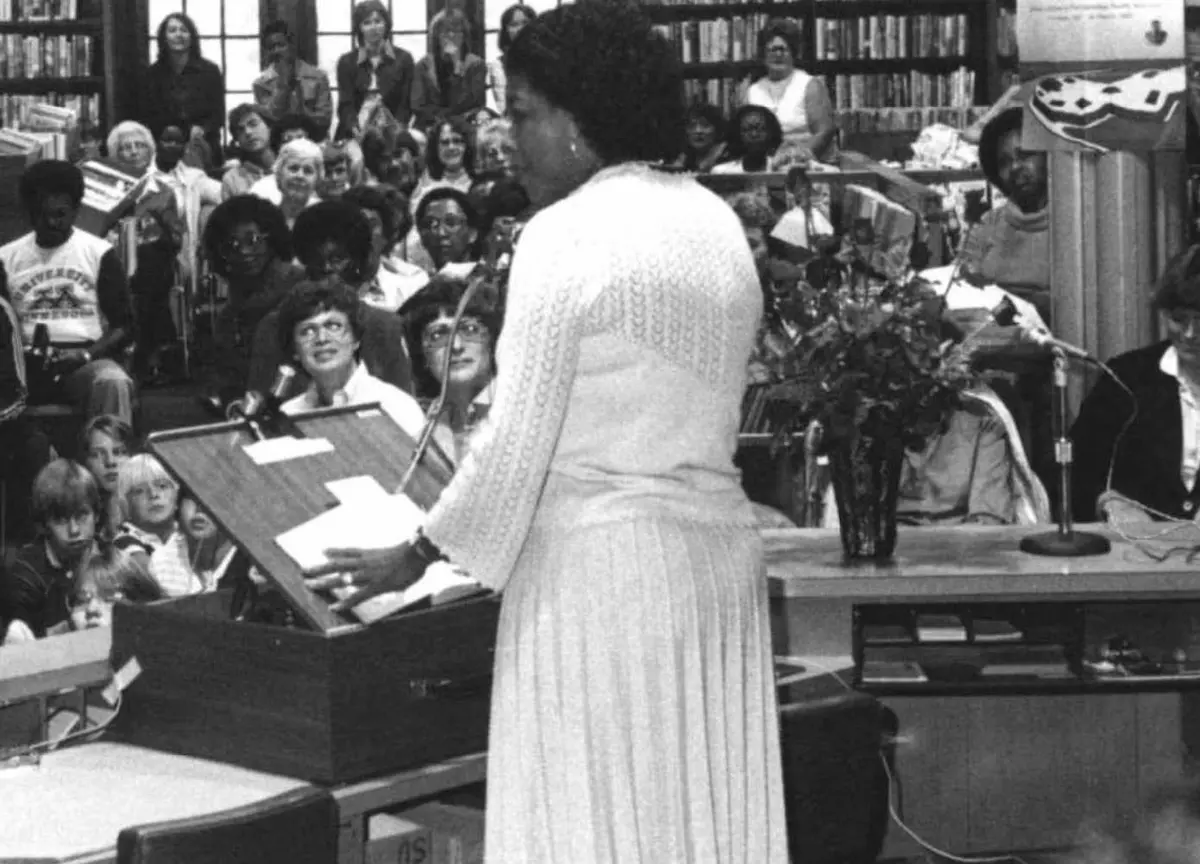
top-left (1072, 246), bottom-right (1200, 523)
top-left (142, 13), bottom-right (225, 170)
top-left (335, 0), bottom-right (416, 140)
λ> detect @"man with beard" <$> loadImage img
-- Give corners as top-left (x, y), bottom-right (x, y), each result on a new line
top-left (222, 104), bottom-right (275, 200)
top-left (361, 124), bottom-right (421, 195)
top-left (244, 200), bottom-right (414, 401)
top-left (0, 161), bottom-right (134, 423)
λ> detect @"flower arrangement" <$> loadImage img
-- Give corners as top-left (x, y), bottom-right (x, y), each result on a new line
top-left (752, 223), bottom-right (986, 556)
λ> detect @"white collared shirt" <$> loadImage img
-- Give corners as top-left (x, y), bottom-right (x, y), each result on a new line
top-left (363, 259), bottom-right (429, 313)
top-left (281, 362), bottom-right (428, 442)
top-left (1160, 345), bottom-right (1200, 492)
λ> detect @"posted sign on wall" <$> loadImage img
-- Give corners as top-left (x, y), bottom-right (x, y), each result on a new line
top-left (1017, 0), bottom-right (1187, 152)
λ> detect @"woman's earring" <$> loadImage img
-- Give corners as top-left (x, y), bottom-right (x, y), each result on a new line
top-left (569, 139), bottom-right (579, 157)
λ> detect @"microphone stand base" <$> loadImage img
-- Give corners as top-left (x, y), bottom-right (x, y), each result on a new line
top-left (1019, 529), bottom-right (1111, 558)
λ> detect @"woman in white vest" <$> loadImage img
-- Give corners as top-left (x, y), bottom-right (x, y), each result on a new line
top-left (744, 18), bottom-right (838, 165)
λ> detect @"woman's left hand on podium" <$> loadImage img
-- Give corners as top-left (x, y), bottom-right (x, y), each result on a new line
top-left (302, 543), bottom-right (426, 612)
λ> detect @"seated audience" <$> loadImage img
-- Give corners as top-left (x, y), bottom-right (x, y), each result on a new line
top-left (246, 203), bottom-right (414, 400)
top-left (341, 184), bottom-right (429, 311)
top-left (0, 160), bottom-right (135, 424)
top-left (473, 117), bottom-right (514, 180)
top-left (79, 414), bottom-right (136, 541)
top-left (68, 546), bottom-right (164, 632)
top-left (414, 187), bottom-right (482, 277)
top-left (150, 489), bottom-right (238, 596)
top-left (334, 0), bottom-right (415, 140)
top-left (1072, 245), bottom-right (1200, 523)
top-left (253, 21), bottom-right (333, 139)
top-left (113, 453), bottom-right (179, 570)
top-left (202, 195), bottom-right (303, 403)
top-left (249, 138), bottom-right (324, 227)
top-left (221, 104), bottom-right (275, 200)
top-left (771, 166), bottom-right (834, 249)
top-left (279, 278), bottom-right (426, 440)
top-left (400, 271), bottom-right (500, 463)
top-left (960, 106), bottom-right (1050, 314)
top-left (674, 102), bottom-right (729, 173)
top-left (712, 104), bottom-right (785, 174)
top-left (0, 459), bottom-right (102, 642)
top-left (745, 17), bottom-right (838, 163)
top-left (411, 11), bottom-right (487, 134)
top-left (361, 125), bottom-right (421, 194)
top-left (0, 268), bottom-right (52, 543)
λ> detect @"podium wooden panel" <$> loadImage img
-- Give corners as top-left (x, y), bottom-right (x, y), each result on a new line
top-left (146, 405), bottom-right (454, 632)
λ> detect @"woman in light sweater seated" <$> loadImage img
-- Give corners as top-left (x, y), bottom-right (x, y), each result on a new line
top-left (278, 277), bottom-right (427, 441)
top-left (960, 106), bottom-right (1050, 320)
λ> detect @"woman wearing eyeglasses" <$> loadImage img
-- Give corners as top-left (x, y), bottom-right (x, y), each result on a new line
top-left (1072, 245), bottom-right (1200, 524)
top-left (202, 195), bottom-right (304, 405)
top-left (277, 278), bottom-right (427, 439)
top-left (744, 18), bottom-right (837, 164)
top-left (400, 271), bottom-right (500, 463)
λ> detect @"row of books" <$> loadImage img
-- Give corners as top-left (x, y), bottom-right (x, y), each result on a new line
top-left (836, 105), bottom-right (988, 133)
top-left (0, 33), bottom-right (94, 80)
top-left (0, 91), bottom-right (99, 138)
top-left (0, 0), bottom-right (84, 21)
top-left (995, 6), bottom-right (1017, 57)
top-left (814, 13), bottom-right (971, 62)
top-left (654, 15), bottom-right (777, 65)
top-left (829, 68), bottom-right (977, 111)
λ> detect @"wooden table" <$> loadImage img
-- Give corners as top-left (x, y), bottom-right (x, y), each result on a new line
top-left (765, 523), bottom-right (1200, 858)
top-left (0, 741), bottom-right (487, 864)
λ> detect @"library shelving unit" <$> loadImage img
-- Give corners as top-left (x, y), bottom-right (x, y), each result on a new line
top-left (643, 0), bottom-right (1003, 160)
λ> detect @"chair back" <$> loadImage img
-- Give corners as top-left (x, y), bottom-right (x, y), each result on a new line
top-left (116, 786), bottom-right (338, 864)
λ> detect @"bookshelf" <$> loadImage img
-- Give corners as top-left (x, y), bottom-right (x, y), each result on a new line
top-left (644, 0), bottom-right (1002, 159)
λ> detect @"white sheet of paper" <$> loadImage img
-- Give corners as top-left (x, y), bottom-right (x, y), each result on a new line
top-left (275, 492), bottom-right (425, 572)
top-left (244, 436), bottom-right (334, 465)
top-left (920, 266), bottom-right (1049, 331)
top-left (324, 475), bottom-right (389, 506)
top-left (331, 561), bottom-right (483, 623)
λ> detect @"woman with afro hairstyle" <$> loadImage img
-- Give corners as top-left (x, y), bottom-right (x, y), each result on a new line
top-left (318, 3), bottom-right (788, 862)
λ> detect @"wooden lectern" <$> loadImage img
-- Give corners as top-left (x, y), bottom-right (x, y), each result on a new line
top-left (109, 406), bottom-right (500, 784)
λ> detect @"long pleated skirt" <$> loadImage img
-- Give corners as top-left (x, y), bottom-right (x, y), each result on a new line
top-left (482, 515), bottom-right (789, 864)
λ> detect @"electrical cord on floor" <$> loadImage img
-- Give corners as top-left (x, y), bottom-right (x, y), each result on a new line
top-left (0, 687), bottom-right (123, 765)
top-left (799, 658), bottom-right (1031, 864)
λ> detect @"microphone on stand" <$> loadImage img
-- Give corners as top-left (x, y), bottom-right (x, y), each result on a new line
top-left (228, 365), bottom-right (300, 441)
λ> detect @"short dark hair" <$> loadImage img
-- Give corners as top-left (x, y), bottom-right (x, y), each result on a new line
top-left (292, 200), bottom-right (373, 278)
top-left (262, 20), bottom-right (290, 43)
top-left (726, 104), bottom-right (784, 160)
top-left (352, 0), bottom-right (391, 45)
top-left (203, 195), bottom-right (293, 279)
top-left (20, 159), bottom-right (84, 216)
top-left (481, 177), bottom-right (531, 231)
top-left (375, 183), bottom-right (413, 242)
top-left (758, 17), bottom-right (803, 62)
top-left (1154, 245), bottom-right (1200, 314)
top-left (79, 414), bottom-right (138, 461)
top-left (276, 278), bottom-right (367, 358)
top-left (270, 112), bottom-right (320, 152)
top-left (503, 0), bottom-right (686, 164)
top-left (978, 107), bottom-right (1024, 192)
top-left (32, 459), bottom-right (100, 525)
top-left (498, 3), bottom-right (537, 53)
top-left (228, 103), bottom-right (270, 138)
top-left (341, 184), bottom-right (398, 247)
top-left (155, 12), bottom-right (202, 65)
top-left (399, 270), bottom-right (504, 399)
top-left (415, 187), bottom-right (481, 234)
top-left (425, 117), bottom-right (475, 181)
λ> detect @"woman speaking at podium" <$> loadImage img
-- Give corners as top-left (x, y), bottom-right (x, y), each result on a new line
top-left (318, 3), bottom-right (787, 861)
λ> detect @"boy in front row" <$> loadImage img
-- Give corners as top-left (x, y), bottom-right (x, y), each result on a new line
top-left (0, 459), bottom-right (102, 643)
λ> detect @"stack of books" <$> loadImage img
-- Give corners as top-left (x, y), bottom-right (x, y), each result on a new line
top-left (76, 159), bottom-right (141, 238)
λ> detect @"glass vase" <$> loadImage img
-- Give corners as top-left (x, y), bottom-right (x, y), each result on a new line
top-left (828, 432), bottom-right (905, 560)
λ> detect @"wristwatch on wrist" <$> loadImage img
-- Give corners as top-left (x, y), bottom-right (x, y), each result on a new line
top-left (81, 349), bottom-right (92, 365)
top-left (411, 530), bottom-right (445, 566)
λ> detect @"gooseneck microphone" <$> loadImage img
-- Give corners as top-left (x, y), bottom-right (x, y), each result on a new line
top-left (228, 365), bottom-right (300, 441)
